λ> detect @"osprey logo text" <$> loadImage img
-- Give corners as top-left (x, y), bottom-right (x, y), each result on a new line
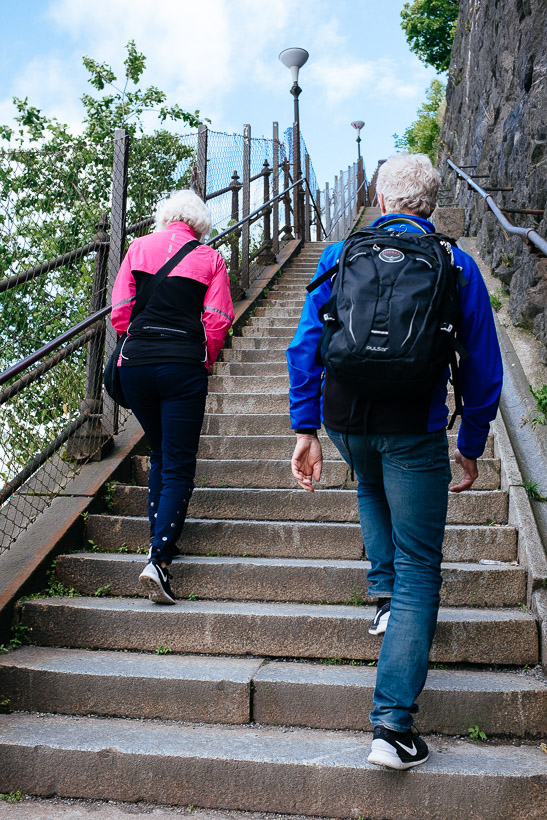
top-left (395, 740), bottom-right (418, 756)
top-left (379, 248), bottom-right (405, 264)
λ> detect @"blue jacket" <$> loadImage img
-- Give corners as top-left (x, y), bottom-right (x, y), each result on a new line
top-left (286, 214), bottom-right (503, 458)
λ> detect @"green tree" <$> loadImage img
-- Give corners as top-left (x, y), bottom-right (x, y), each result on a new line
top-left (401, 0), bottom-right (459, 72)
top-left (393, 79), bottom-right (446, 163)
top-left (0, 42), bottom-right (203, 482)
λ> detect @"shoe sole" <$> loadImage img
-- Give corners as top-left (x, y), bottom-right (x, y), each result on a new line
top-left (139, 570), bottom-right (176, 605)
top-left (368, 613), bottom-right (390, 635)
top-left (367, 740), bottom-right (429, 770)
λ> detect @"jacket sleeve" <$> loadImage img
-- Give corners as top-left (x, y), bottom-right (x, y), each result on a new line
top-left (286, 245), bottom-right (340, 429)
top-left (202, 253), bottom-right (234, 368)
top-left (454, 249), bottom-right (503, 458)
top-left (110, 250), bottom-right (136, 337)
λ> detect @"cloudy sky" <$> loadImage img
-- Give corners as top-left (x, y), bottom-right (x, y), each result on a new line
top-left (0, 0), bottom-right (440, 186)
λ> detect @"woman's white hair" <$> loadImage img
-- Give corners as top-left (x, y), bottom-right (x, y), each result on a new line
top-left (154, 189), bottom-right (212, 239)
top-left (376, 153), bottom-right (440, 218)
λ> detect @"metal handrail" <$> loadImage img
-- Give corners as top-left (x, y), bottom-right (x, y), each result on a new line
top-left (0, 178), bottom-right (308, 388)
top-left (325, 177), bottom-right (367, 239)
top-left (447, 159), bottom-right (547, 257)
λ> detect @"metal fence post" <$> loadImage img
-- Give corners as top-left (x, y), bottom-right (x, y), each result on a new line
top-left (340, 170), bottom-right (346, 237)
top-left (272, 122), bottom-right (280, 256)
top-left (333, 176), bottom-right (338, 240)
top-left (282, 158), bottom-right (293, 239)
top-left (241, 124), bottom-right (251, 291)
top-left (292, 123), bottom-right (301, 239)
top-left (196, 124), bottom-right (208, 201)
top-left (259, 160), bottom-right (275, 264)
top-left (104, 127), bottom-right (129, 436)
top-left (304, 153), bottom-right (311, 242)
top-left (315, 190), bottom-right (321, 241)
top-left (325, 182), bottom-right (331, 238)
top-left (358, 156), bottom-right (365, 207)
top-left (229, 170), bottom-right (241, 295)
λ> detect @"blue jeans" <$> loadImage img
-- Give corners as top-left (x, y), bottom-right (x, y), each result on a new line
top-left (119, 363), bottom-right (208, 565)
top-left (326, 427), bottom-right (451, 732)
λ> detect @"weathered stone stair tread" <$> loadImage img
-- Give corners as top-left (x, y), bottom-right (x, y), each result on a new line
top-left (18, 597), bottom-right (538, 664)
top-left (253, 661), bottom-right (547, 736)
top-left (56, 553), bottom-right (525, 606)
top-left (86, 515), bottom-right (517, 561)
top-left (1, 648), bottom-right (544, 737)
top-left (1, 713), bottom-right (545, 819)
top-left (133, 455), bottom-right (501, 491)
top-left (0, 646), bottom-right (261, 723)
top-left (113, 485), bottom-right (508, 525)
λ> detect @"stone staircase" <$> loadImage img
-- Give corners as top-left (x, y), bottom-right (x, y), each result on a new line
top-left (1, 240), bottom-right (546, 819)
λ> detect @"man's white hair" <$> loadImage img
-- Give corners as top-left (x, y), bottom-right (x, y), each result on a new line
top-left (376, 153), bottom-right (440, 218)
top-left (154, 189), bottom-right (212, 239)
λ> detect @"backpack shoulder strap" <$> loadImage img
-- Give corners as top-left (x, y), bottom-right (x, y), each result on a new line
top-left (306, 261), bottom-right (339, 293)
top-left (376, 216), bottom-right (429, 234)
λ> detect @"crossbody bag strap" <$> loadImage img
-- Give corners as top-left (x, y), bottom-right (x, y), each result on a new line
top-left (130, 238), bottom-right (201, 320)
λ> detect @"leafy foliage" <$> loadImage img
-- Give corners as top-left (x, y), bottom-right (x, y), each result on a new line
top-left (393, 79), bottom-right (446, 163)
top-left (400, 0), bottom-right (459, 72)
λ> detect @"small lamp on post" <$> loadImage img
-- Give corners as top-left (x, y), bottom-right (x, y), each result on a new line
top-left (279, 47), bottom-right (309, 239)
top-left (351, 120), bottom-right (365, 207)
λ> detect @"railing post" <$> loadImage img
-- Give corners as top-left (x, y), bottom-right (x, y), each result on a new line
top-left (272, 122), bottom-right (280, 256)
top-left (241, 124), bottom-right (251, 291)
top-left (292, 123), bottom-right (301, 239)
top-left (104, 127), bottom-right (129, 436)
top-left (304, 153), bottom-right (311, 242)
top-left (196, 124), bottom-right (208, 201)
top-left (358, 156), bottom-right (365, 207)
top-left (333, 176), bottom-right (339, 241)
top-left (282, 158), bottom-right (293, 239)
top-left (315, 189), bottom-right (322, 241)
top-left (259, 160), bottom-right (276, 264)
top-left (325, 182), bottom-right (331, 238)
top-left (340, 169), bottom-right (346, 237)
top-left (229, 170), bottom-right (241, 294)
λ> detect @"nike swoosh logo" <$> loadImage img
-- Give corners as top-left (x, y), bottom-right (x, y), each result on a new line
top-left (395, 740), bottom-right (417, 756)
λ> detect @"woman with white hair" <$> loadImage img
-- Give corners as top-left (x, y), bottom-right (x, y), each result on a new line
top-left (111, 189), bottom-right (234, 604)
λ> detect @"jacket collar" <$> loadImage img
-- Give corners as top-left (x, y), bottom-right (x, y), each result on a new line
top-left (371, 213), bottom-right (435, 234)
top-left (165, 221), bottom-right (199, 240)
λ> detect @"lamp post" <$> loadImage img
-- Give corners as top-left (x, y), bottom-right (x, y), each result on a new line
top-left (279, 47), bottom-right (309, 240)
top-left (351, 120), bottom-right (365, 207)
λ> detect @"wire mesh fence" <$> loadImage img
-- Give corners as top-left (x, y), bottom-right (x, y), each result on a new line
top-left (0, 121), bottom-right (367, 555)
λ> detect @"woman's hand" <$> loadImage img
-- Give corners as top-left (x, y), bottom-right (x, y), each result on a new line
top-left (291, 434), bottom-right (323, 492)
top-left (449, 449), bottom-right (478, 492)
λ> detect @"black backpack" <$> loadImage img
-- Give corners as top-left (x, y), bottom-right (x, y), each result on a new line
top-left (308, 223), bottom-right (467, 427)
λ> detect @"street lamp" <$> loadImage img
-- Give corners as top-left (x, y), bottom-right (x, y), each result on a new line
top-left (351, 120), bottom-right (365, 207)
top-left (279, 47), bottom-right (309, 239)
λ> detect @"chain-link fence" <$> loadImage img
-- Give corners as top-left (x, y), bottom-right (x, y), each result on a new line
top-left (0, 121), bottom-right (367, 555)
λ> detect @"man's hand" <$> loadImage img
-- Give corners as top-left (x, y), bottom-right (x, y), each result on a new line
top-left (449, 449), bottom-right (478, 493)
top-left (291, 434), bottom-right (323, 492)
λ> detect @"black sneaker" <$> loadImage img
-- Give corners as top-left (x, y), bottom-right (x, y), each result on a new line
top-left (367, 725), bottom-right (429, 770)
top-left (368, 600), bottom-right (391, 635)
top-left (139, 561), bottom-right (176, 605)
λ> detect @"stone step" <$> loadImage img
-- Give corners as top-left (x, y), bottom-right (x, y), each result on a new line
top-left (86, 515), bottom-right (517, 562)
top-left (221, 347), bottom-right (289, 362)
top-left (196, 433), bottom-right (493, 460)
top-left (202, 412), bottom-right (292, 434)
top-left (230, 337), bottom-right (293, 350)
top-left (0, 646), bottom-right (261, 724)
top-left (133, 455), bottom-right (501, 491)
top-left (205, 393), bottom-right (289, 413)
top-left (113, 485), bottom-right (508, 526)
top-left (17, 598), bottom-right (538, 664)
top-left (254, 306), bottom-right (303, 317)
top-left (253, 661), bottom-right (547, 737)
top-left (258, 298), bottom-right (305, 308)
top-left (240, 326), bottom-right (296, 338)
top-left (245, 317), bottom-right (300, 328)
top-left (213, 361), bottom-right (287, 375)
top-left (2, 648), bottom-right (544, 738)
top-left (55, 553), bottom-right (525, 607)
top-left (2, 713), bottom-right (544, 819)
top-left (207, 375), bottom-right (290, 393)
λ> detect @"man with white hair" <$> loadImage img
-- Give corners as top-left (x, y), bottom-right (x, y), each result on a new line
top-left (287, 153), bottom-right (502, 769)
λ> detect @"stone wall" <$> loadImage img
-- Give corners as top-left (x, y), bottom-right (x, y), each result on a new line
top-left (438, 0), bottom-right (547, 362)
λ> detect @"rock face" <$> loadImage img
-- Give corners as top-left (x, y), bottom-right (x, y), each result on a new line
top-left (439, 0), bottom-right (547, 362)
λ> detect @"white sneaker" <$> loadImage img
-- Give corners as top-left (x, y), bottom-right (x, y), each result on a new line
top-left (139, 561), bottom-right (176, 605)
top-left (368, 600), bottom-right (391, 635)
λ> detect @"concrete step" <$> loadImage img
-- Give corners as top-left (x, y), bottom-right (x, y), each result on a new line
top-left (240, 326), bottom-right (295, 338)
top-left (2, 713), bottom-right (545, 819)
top-left (113, 486), bottom-right (509, 525)
top-left (245, 317), bottom-right (300, 328)
top-left (207, 375), bottom-right (290, 393)
top-left (196, 433), bottom-right (488, 459)
top-left (86, 515), bottom-right (517, 562)
top-left (205, 393), bottom-right (289, 414)
top-left (230, 337), bottom-right (293, 350)
top-left (55, 553), bottom-right (526, 607)
top-left (17, 598), bottom-right (538, 664)
top-left (253, 661), bottom-right (547, 737)
top-left (258, 298), bottom-right (305, 308)
top-left (202, 412), bottom-right (292, 435)
top-left (2, 648), bottom-right (544, 738)
top-left (133, 455), bottom-right (501, 491)
top-left (254, 306), bottom-right (303, 318)
top-left (0, 646), bottom-right (261, 724)
top-left (213, 361), bottom-right (287, 375)
top-left (221, 347), bottom-right (289, 362)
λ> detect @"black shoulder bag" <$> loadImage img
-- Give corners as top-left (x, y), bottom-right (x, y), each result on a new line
top-left (103, 239), bottom-right (200, 408)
